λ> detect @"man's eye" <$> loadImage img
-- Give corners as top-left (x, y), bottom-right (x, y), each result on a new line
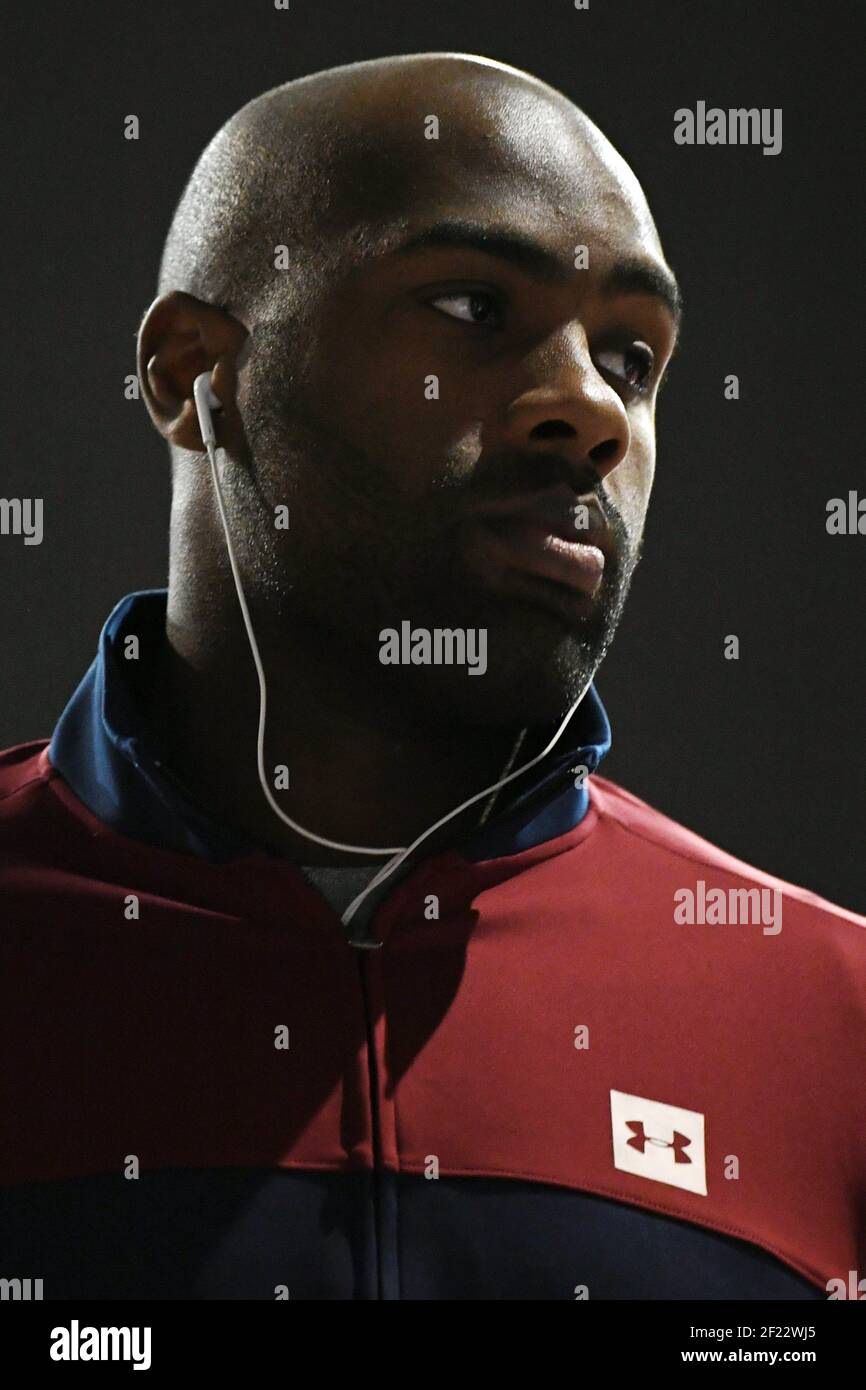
top-left (428, 291), bottom-right (503, 327)
top-left (595, 343), bottom-right (655, 394)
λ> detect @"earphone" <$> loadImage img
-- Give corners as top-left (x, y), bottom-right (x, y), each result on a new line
top-left (193, 372), bottom-right (221, 448)
top-left (191, 370), bottom-right (592, 929)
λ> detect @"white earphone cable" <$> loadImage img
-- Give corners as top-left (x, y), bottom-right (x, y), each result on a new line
top-left (205, 438), bottom-right (592, 923)
top-left (206, 441), bottom-right (401, 854)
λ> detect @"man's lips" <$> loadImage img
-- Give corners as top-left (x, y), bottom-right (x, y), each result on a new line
top-left (479, 516), bottom-right (605, 595)
top-left (467, 490), bottom-right (611, 598)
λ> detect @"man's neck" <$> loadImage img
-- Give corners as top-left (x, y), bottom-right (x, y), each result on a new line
top-left (143, 591), bottom-right (524, 867)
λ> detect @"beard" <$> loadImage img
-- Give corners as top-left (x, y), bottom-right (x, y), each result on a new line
top-left (234, 347), bottom-right (642, 731)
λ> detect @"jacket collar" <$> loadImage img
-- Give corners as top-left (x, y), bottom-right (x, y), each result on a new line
top-left (49, 589), bottom-right (611, 863)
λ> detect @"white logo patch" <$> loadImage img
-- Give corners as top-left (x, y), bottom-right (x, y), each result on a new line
top-left (610, 1089), bottom-right (707, 1196)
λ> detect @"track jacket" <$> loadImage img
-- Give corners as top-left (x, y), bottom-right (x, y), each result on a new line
top-left (1, 589), bottom-right (864, 1300)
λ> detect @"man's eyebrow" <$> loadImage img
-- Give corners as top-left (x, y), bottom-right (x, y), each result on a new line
top-left (393, 221), bottom-right (572, 283)
top-left (601, 257), bottom-right (683, 327)
top-left (391, 221), bottom-right (682, 326)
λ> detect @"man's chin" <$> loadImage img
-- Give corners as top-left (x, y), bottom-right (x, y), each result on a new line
top-left (382, 630), bottom-right (606, 730)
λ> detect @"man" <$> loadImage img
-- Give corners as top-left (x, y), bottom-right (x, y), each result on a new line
top-left (1, 53), bottom-right (863, 1300)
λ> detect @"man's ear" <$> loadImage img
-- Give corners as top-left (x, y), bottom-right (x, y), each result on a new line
top-left (137, 290), bottom-right (249, 450)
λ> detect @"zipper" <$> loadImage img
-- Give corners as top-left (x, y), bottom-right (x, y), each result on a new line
top-left (348, 927), bottom-right (384, 950)
top-left (356, 948), bottom-right (387, 1299)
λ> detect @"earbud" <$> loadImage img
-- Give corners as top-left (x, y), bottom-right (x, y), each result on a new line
top-left (193, 371), bottom-right (221, 448)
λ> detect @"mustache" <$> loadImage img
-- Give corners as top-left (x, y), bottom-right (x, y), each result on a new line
top-left (462, 449), bottom-right (627, 550)
top-left (465, 449), bottom-right (602, 500)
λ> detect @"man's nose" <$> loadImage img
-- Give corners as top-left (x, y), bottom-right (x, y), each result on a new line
top-left (501, 328), bottom-right (630, 484)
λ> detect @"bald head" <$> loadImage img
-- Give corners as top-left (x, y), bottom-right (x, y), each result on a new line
top-left (158, 53), bottom-right (654, 323)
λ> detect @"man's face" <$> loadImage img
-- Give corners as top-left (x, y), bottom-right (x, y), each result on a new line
top-left (238, 83), bottom-right (680, 727)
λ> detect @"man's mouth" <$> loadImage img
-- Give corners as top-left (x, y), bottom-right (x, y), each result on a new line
top-left (465, 486), bottom-right (612, 602)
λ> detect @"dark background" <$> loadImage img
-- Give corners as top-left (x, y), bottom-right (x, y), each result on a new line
top-left (2, 1), bottom-right (863, 909)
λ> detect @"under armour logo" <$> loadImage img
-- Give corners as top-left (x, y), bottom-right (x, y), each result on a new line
top-left (625, 1120), bottom-right (692, 1164)
top-left (611, 1090), bottom-right (707, 1196)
